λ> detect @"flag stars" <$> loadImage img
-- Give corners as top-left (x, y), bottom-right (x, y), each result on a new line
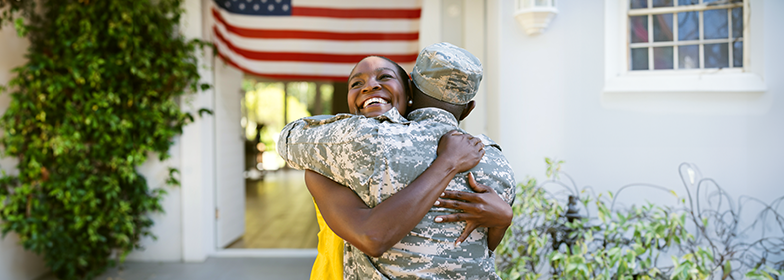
top-left (219, 0), bottom-right (291, 15)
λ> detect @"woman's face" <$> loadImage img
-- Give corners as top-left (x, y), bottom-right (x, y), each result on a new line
top-left (347, 57), bottom-right (408, 118)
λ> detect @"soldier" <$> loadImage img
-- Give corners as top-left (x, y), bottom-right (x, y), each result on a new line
top-left (279, 42), bottom-right (516, 279)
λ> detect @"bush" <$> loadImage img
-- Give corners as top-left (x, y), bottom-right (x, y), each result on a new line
top-left (496, 159), bottom-right (784, 279)
top-left (0, 0), bottom-right (209, 279)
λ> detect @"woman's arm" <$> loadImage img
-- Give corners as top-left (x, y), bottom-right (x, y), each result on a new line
top-left (433, 173), bottom-right (513, 251)
top-left (307, 131), bottom-right (484, 257)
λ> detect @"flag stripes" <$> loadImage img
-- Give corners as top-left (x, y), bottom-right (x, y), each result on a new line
top-left (211, 0), bottom-right (421, 81)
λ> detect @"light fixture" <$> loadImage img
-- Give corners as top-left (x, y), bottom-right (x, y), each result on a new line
top-left (514, 0), bottom-right (558, 35)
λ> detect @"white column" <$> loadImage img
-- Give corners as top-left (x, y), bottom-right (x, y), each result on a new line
top-left (180, 0), bottom-right (216, 262)
top-left (460, 0), bottom-right (488, 137)
top-left (484, 0), bottom-right (502, 142)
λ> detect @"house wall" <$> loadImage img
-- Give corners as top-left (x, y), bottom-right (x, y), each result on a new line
top-left (489, 0), bottom-right (783, 216)
top-left (4, 0), bottom-right (779, 274)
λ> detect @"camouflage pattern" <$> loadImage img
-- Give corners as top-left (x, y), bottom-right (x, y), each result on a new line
top-left (411, 42), bottom-right (483, 105)
top-left (278, 108), bottom-right (516, 280)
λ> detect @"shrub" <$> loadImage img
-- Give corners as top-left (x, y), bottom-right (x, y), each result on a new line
top-left (0, 0), bottom-right (210, 279)
top-left (496, 159), bottom-right (784, 279)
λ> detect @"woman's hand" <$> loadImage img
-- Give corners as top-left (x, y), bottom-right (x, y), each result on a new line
top-left (434, 173), bottom-right (512, 248)
top-left (436, 130), bottom-right (485, 173)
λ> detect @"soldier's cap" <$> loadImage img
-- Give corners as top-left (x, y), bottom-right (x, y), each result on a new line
top-left (411, 42), bottom-right (483, 105)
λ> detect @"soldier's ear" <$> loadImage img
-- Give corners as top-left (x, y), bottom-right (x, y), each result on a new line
top-left (459, 101), bottom-right (475, 121)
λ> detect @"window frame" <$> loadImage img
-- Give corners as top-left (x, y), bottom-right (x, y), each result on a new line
top-left (603, 0), bottom-right (766, 94)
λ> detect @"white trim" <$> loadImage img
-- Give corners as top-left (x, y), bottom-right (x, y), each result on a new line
top-left (460, 0), bottom-right (488, 137)
top-left (181, 0), bottom-right (215, 263)
top-left (627, 2), bottom-right (742, 16)
top-left (603, 0), bottom-right (765, 94)
top-left (211, 249), bottom-right (318, 258)
top-left (485, 0), bottom-right (500, 142)
top-left (604, 71), bottom-right (765, 93)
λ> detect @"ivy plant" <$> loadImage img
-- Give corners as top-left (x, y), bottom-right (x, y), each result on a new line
top-left (0, 0), bottom-right (210, 279)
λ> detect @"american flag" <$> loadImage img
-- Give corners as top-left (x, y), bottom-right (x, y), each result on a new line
top-left (212, 0), bottom-right (422, 81)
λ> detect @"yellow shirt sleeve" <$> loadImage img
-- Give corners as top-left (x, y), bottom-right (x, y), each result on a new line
top-left (311, 200), bottom-right (344, 280)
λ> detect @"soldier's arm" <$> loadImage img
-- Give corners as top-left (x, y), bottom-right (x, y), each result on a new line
top-left (277, 115), bottom-right (355, 180)
top-left (306, 131), bottom-right (485, 257)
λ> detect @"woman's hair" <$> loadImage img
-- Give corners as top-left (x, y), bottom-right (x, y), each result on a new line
top-left (350, 55), bottom-right (412, 99)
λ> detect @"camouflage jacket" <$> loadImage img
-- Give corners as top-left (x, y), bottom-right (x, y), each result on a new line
top-left (278, 108), bottom-right (516, 280)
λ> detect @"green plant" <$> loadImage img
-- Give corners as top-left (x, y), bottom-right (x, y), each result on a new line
top-left (0, 1), bottom-right (210, 279)
top-left (496, 158), bottom-right (783, 279)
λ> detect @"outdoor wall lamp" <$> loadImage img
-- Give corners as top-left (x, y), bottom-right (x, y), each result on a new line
top-left (514, 0), bottom-right (558, 35)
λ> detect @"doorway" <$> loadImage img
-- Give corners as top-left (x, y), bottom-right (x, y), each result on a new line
top-left (228, 77), bottom-right (341, 249)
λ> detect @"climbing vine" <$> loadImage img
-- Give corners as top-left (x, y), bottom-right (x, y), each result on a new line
top-left (0, 0), bottom-right (210, 279)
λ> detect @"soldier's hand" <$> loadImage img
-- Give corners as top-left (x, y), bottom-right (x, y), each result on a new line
top-left (436, 130), bottom-right (484, 173)
top-left (433, 173), bottom-right (512, 246)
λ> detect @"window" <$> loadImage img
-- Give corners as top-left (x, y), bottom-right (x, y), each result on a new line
top-left (603, 0), bottom-right (765, 94)
top-left (628, 0), bottom-right (744, 71)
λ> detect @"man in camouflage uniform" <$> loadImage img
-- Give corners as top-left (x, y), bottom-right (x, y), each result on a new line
top-left (278, 42), bottom-right (516, 279)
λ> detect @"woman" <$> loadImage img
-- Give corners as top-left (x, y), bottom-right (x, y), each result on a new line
top-left (287, 56), bottom-right (514, 279)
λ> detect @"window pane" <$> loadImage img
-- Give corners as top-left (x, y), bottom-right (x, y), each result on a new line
top-left (733, 41), bottom-right (743, 67)
top-left (653, 14), bottom-right (673, 42)
top-left (630, 16), bottom-right (649, 43)
top-left (678, 45), bottom-right (699, 69)
top-left (677, 0), bottom-right (698, 5)
top-left (678, 11), bottom-right (699, 41)
top-left (654, 47), bottom-right (674, 69)
top-left (704, 9), bottom-right (729, 40)
top-left (704, 43), bottom-right (729, 68)
top-left (731, 7), bottom-right (743, 38)
top-left (630, 0), bottom-right (647, 9)
top-left (653, 0), bottom-right (673, 7)
top-left (631, 48), bottom-right (649, 70)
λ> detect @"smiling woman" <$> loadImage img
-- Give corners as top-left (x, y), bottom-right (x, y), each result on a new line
top-left (347, 56), bottom-right (411, 117)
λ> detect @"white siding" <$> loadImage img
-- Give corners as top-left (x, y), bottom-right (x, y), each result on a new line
top-left (489, 0), bottom-right (783, 210)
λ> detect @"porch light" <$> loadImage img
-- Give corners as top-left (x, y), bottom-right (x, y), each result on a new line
top-left (514, 0), bottom-right (558, 35)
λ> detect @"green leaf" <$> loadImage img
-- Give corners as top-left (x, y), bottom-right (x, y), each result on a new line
top-left (198, 108), bottom-right (213, 117)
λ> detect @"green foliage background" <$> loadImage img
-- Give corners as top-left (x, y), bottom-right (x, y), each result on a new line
top-left (496, 159), bottom-right (784, 280)
top-left (0, 0), bottom-right (209, 279)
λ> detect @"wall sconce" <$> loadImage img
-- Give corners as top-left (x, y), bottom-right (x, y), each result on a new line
top-left (514, 0), bottom-right (558, 35)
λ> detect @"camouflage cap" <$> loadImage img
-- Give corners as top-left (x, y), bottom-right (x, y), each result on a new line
top-left (411, 42), bottom-right (483, 105)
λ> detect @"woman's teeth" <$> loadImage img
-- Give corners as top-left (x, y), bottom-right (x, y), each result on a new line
top-left (363, 97), bottom-right (388, 108)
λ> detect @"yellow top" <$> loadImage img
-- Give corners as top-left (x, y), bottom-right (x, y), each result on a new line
top-left (311, 200), bottom-right (344, 280)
